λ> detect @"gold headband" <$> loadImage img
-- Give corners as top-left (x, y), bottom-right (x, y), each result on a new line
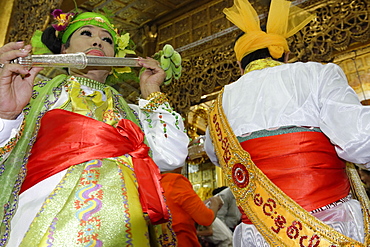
top-left (224, 0), bottom-right (315, 61)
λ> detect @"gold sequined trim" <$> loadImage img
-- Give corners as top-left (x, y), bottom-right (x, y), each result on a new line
top-left (244, 57), bottom-right (283, 74)
top-left (143, 92), bottom-right (169, 112)
top-left (0, 120), bottom-right (25, 156)
top-left (207, 89), bottom-right (367, 246)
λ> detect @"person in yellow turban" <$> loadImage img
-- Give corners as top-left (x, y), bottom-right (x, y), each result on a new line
top-left (204, 0), bottom-right (370, 246)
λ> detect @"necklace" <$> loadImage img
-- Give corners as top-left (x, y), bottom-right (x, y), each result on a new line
top-left (244, 57), bottom-right (283, 74)
top-left (67, 76), bottom-right (108, 91)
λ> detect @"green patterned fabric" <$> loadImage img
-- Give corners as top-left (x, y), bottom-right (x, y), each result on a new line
top-left (0, 74), bottom-right (144, 245)
top-left (20, 157), bottom-right (151, 246)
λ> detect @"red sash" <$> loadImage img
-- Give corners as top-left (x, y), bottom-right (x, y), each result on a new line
top-left (239, 131), bottom-right (350, 224)
top-left (21, 109), bottom-right (169, 225)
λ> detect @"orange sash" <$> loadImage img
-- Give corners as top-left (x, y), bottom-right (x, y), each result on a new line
top-left (21, 109), bottom-right (169, 225)
top-left (239, 131), bottom-right (350, 224)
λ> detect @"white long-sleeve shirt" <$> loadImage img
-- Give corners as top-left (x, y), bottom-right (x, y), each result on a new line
top-left (0, 84), bottom-right (189, 171)
top-left (205, 61), bottom-right (370, 169)
top-left (205, 60), bottom-right (369, 246)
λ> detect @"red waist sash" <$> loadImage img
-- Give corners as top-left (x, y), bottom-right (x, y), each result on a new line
top-left (239, 131), bottom-right (350, 224)
top-left (21, 109), bottom-right (169, 224)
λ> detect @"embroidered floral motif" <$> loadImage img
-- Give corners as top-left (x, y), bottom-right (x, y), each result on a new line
top-left (141, 94), bottom-right (182, 138)
top-left (74, 160), bottom-right (103, 246)
top-left (114, 157), bottom-right (134, 245)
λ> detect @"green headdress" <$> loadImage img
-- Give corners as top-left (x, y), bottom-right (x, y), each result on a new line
top-left (32, 9), bottom-right (135, 59)
top-left (58, 11), bottom-right (117, 44)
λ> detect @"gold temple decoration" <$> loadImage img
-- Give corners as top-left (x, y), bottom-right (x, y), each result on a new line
top-left (334, 46), bottom-right (370, 105)
top-left (5, 0), bottom-right (62, 45)
top-left (157, 0), bottom-right (370, 114)
top-left (3, 0), bottom-right (370, 115)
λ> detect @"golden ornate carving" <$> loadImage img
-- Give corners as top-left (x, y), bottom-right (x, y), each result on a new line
top-left (334, 46), bottom-right (370, 104)
top-left (157, 0), bottom-right (234, 50)
top-left (289, 0), bottom-right (370, 62)
top-left (6, 0), bottom-right (62, 44)
top-left (162, 40), bottom-right (240, 114)
top-left (158, 0), bottom-right (370, 115)
top-left (4, 0), bottom-right (370, 118)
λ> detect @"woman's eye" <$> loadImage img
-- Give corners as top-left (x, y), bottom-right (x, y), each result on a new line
top-left (102, 37), bottom-right (113, 45)
top-left (81, 30), bottom-right (92, 36)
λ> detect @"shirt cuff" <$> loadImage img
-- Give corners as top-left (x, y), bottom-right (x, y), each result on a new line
top-left (0, 114), bottom-right (24, 146)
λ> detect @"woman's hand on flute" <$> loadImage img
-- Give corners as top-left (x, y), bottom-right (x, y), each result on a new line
top-left (0, 42), bottom-right (43, 120)
top-left (138, 57), bottom-right (166, 99)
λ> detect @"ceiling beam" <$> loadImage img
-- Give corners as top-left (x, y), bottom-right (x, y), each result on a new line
top-left (60, 0), bottom-right (90, 11)
top-left (149, 0), bottom-right (215, 26)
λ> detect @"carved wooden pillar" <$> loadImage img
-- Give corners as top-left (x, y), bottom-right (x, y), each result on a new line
top-left (0, 0), bottom-right (16, 46)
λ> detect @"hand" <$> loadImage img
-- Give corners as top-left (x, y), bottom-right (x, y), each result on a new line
top-left (0, 42), bottom-right (43, 120)
top-left (210, 195), bottom-right (224, 210)
top-left (138, 57), bottom-right (166, 99)
top-left (204, 195), bottom-right (224, 214)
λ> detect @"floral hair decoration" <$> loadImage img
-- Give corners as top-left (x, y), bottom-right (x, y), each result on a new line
top-left (51, 9), bottom-right (75, 32)
top-left (49, 9), bottom-right (135, 73)
top-left (51, 10), bottom-right (134, 57)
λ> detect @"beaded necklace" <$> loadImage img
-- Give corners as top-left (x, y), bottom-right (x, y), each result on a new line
top-left (69, 75), bottom-right (108, 91)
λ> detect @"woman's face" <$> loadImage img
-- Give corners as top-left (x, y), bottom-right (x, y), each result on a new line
top-left (62, 25), bottom-right (115, 57)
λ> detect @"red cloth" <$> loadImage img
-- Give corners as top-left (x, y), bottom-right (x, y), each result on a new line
top-left (239, 131), bottom-right (350, 224)
top-left (161, 173), bottom-right (214, 247)
top-left (21, 109), bottom-right (169, 224)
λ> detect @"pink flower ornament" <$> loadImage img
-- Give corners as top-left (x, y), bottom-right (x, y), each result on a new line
top-left (51, 9), bottom-right (75, 31)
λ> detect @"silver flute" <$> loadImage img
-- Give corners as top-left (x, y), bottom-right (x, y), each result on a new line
top-left (11, 52), bottom-right (140, 69)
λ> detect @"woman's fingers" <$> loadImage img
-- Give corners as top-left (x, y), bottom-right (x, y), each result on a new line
top-left (0, 64), bottom-right (30, 77)
top-left (0, 42), bottom-right (31, 65)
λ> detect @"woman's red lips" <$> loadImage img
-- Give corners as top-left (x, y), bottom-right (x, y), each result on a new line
top-left (86, 49), bottom-right (105, 56)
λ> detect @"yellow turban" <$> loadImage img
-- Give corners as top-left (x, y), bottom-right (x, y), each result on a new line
top-left (224, 0), bottom-right (315, 61)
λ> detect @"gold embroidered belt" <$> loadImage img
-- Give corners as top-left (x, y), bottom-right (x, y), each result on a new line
top-left (208, 90), bottom-right (368, 246)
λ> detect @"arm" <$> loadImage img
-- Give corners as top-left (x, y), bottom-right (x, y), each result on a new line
top-left (196, 225), bottom-right (213, 236)
top-left (0, 115), bottom-right (23, 146)
top-left (0, 42), bottom-right (43, 120)
top-left (317, 63), bottom-right (370, 169)
top-left (214, 193), bottom-right (228, 223)
top-left (204, 195), bottom-right (224, 221)
top-left (0, 115), bottom-right (24, 166)
top-left (130, 98), bottom-right (189, 171)
top-left (174, 175), bottom-right (217, 226)
top-left (205, 128), bottom-right (220, 166)
top-left (0, 42), bottom-right (43, 157)
top-left (132, 58), bottom-right (189, 171)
